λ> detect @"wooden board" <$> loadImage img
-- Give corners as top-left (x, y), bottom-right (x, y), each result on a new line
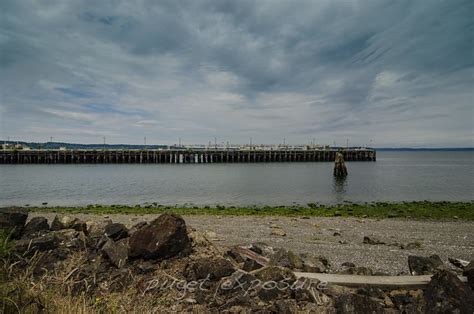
top-left (294, 272), bottom-right (468, 289)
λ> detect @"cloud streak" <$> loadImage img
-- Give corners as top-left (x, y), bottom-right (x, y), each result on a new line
top-left (0, 0), bottom-right (473, 147)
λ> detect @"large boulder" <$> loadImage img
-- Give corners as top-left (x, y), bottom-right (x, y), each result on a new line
top-left (23, 217), bottom-right (49, 237)
top-left (424, 270), bottom-right (474, 313)
top-left (51, 215), bottom-right (86, 233)
top-left (0, 207), bottom-right (28, 238)
top-left (128, 213), bottom-right (191, 260)
top-left (408, 255), bottom-right (444, 275)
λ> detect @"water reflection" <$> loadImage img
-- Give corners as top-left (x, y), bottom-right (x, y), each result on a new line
top-left (332, 175), bottom-right (347, 198)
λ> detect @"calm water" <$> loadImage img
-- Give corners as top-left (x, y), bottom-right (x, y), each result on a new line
top-left (0, 151), bottom-right (472, 206)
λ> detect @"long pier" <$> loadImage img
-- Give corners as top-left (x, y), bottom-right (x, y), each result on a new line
top-left (0, 148), bottom-right (375, 164)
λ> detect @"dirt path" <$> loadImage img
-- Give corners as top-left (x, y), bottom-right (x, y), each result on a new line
top-left (30, 213), bottom-right (474, 275)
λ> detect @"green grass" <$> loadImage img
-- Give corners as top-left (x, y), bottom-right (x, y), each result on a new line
top-left (0, 231), bottom-right (13, 258)
top-left (25, 201), bottom-right (474, 220)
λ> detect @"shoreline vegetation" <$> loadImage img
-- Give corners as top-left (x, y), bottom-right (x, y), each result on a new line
top-left (25, 201), bottom-right (474, 220)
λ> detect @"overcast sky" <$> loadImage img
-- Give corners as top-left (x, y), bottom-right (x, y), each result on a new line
top-left (0, 0), bottom-right (473, 147)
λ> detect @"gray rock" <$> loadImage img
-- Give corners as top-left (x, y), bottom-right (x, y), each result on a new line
top-left (86, 219), bottom-right (112, 236)
top-left (424, 270), bottom-right (474, 313)
top-left (408, 255), bottom-right (444, 275)
top-left (0, 207), bottom-right (28, 238)
top-left (51, 215), bottom-right (86, 233)
top-left (23, 217), bottom-right (49, 237)
top-left (128, 213), bottom-right (191, 260)
top-left (101, 238), bottom-right (129, 268)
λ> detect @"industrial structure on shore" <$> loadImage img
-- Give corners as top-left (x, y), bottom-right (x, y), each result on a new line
top-left (0, 145), bottom-right (376, 164)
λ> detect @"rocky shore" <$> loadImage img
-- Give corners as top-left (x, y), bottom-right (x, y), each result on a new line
top-left (1, 208), bottom-right (473, 313)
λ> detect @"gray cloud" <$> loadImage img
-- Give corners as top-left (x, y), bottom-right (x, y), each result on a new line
top-left (0, 0), bottom-right (473, 147)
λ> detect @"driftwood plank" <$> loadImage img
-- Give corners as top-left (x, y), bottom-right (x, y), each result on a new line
top-left (234, 246), bottom-right (270, 266)
top-left (294, 272), bottom-right (468, 289)
top-left (233, 246), bottom-right (469, 289)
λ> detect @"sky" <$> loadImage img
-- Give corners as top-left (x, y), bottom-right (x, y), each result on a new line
top-left (0, 0), bottom-right (473, 147)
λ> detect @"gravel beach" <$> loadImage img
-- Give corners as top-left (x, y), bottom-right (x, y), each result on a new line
top-left (30, 213), bottom-right (474, 275)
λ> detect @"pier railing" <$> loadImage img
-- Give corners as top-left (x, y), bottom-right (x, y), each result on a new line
top-left (0, 148), bottom-right (376, 164)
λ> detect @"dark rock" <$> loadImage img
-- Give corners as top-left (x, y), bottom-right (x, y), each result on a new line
top-left (400, 242), bottom-right (422, 250)
top-left (23, 217), bottom-right (49, 237)
top-left (54, 229), bottom-right (87, 250)
top-left (104, 223), bottom-right (128, 241)
top-left (300, 253), bottom-right (328, 273)
top-left (242, 259), bottom-right (263, 271)
top-left (226, 246), bottom-right (246, 263)
top-left (51, 215), bottom-right (86, 233)
top-left (341, 262), bottom-right (355, 268)
top-left (86, 219), bottom-right (112, 236)
top-left (128, 213), bottom-right (191, 260)
top-left (388, 289), bottom-right (424, 313)
top-left (356, 287), bottom-right (386, 299)
top-left (101, 238), bottom-right (129, 268)
top-left (185, 257), bottom-right (235, 281)
top-left (247, 242), bottom-right (275, 258)
top-left (254, 266), bottom-right (296, 282)
top-left (408, 255), bottom-right (444, 275)
top-left (424, 270), bottom-right (474, 313)
top-left (333, 232), bottom-right (341, 236)
top-left (217, 270), bottom-right (259, 297)
top-left (335, 269), bottom-right (361, 279)
top-left (135, 261), bottom-right (156, 274)
top-left (271, 300), bottom-right (297, 313)
top-left (128, 221), bottom-right (147, 236)
top-left (463, 261), bottom-right (474, 290)
top-left (269, 248), bottom-right (303, 270)
top-left (253, 266), bottom-right (296, 301)
top-left (449, 257), bottom-right (470, 269)
top-left (14, 233), bottom-right (59, 253)
top-left (363, 236), bottom-right (385, 245)
top-left (339, 266), bottom-right (373, 276)
top-left (0, 207), bottom-right (28, 238)
top-left (336, 293), bottom-right (384, 314)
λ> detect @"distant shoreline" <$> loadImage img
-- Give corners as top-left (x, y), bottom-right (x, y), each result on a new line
top-left (20, 201), bottom-right (474, 220)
